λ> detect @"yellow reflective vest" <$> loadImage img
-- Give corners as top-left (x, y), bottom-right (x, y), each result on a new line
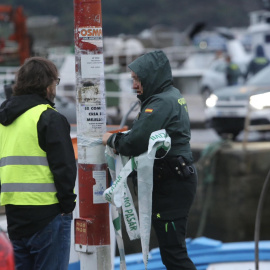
top-left (0, 104), bottom-right (59, 206)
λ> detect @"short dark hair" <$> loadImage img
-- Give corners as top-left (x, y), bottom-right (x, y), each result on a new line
top-left (13, 57), bottom-right (58, 98)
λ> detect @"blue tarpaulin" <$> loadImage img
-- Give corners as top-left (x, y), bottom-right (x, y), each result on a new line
top-left (114, 237), bottom-right (270, 270)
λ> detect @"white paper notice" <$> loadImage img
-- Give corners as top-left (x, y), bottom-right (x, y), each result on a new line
top-left (81, 54), bottom-right (104, 79)
top-left (77, 103), bottom-right (106, 133)
top-left (93, 171), bottom-right (107, 204)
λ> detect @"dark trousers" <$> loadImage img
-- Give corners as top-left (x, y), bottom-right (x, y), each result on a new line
top-left (152, 216), bottom-right (197, 270)
top-left (11, 213), bottom-right (72, 270)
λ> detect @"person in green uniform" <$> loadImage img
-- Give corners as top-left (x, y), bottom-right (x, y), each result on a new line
top-left (103, 50), bottom-right (197, 270)
top-left (225, 55), bottom-right (242, 86)
top-left (245, 44), bottom-right (269, 80)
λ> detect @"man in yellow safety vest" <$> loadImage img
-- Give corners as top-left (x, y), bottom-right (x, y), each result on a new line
top-left (0, 57), bottom-right (77, 270)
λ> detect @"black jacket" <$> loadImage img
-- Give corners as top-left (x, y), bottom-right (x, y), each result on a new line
top-left (0, 94), bottom-right (77, 239)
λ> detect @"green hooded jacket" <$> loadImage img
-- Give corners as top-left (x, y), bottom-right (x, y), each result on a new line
top-left (108, 50), bottom-right (193, 162)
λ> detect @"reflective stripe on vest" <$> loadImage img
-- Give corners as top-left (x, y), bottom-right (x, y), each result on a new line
top-left (1, 183), bottom-right (56, 192)
top-left (0, 156), bottom-right (49, 167)
top-left (0, 104), bottom-right (59, 206)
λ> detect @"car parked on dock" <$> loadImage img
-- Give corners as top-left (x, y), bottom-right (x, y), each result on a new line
top-left (199, 58), bottom-right (228, 100)
top-left (0, 216), bottom-right (15, 270)
top-left (0, 228), bottom-right (15, 270)
top-left (205, 65), bottom-right (270, 139)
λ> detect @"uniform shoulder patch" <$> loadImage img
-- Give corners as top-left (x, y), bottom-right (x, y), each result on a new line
top-left (145, 108), bottom-right (153, 113)
top-left (178, 98), bottom-right (186, 105)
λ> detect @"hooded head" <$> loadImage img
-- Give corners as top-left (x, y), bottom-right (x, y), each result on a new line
top-left (128, 50), bottom-right (173, 102)
top-left (255, 45), bottom-right (266, 57)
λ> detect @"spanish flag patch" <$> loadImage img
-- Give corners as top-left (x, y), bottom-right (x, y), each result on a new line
top-left (145, 108), bottom-right (153, 113)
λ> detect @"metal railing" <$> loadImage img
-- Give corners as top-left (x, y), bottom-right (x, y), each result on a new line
top-left (0, 67), bottom-right (17, 88)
